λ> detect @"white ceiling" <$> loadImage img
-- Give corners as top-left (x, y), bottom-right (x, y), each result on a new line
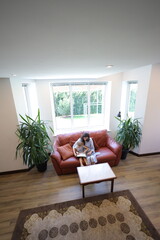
top-left (0, 0), bottom-right (160, 80)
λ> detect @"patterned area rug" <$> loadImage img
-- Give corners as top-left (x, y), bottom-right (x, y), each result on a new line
top-left (12, 190), bottom-right (160, 240)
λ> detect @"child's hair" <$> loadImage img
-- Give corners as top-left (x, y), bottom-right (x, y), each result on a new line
top-left (76, 140), bottom-right (83, 147)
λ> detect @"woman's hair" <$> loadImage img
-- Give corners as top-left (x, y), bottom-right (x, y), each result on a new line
top-left (81, 132), bottom-right (90, 144)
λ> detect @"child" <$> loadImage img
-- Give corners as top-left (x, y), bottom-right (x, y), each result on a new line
top-left (73, 140), bottom-right (89, 166)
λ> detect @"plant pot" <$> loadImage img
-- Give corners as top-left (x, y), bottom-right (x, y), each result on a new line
top-left (36, 160), bottom-right (47, 172)
top-left (121, 149), bottom-right (129, 160)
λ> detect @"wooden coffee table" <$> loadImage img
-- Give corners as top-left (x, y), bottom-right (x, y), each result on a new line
top-left (77, 163), bottom-right (117, 198)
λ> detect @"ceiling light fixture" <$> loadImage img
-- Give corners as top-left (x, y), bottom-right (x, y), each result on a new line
top-left (106, 65), bottom-right (114, 69)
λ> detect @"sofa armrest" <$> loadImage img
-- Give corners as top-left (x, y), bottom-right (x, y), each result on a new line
top-left (50, 150), bottom-right (63, 175)
top-left (107, 135), bottom-right (122, 155)
top-left (106, 135), bottom-right (122, 165)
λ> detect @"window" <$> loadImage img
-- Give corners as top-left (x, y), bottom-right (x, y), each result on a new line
top-left (127, 82), bottom-right (138, 118)
top-left (52, 82), bottom-right (108, 133)
top-left (22, 83), bottom-right (31, 115)
top-left (22, 83), bottom-right (38, 118)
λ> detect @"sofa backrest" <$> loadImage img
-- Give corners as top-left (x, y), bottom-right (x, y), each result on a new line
top-left (54, 131), bottom-right (82, 147)
top-left (89, 129), bottom-right (108, 147)
top-left (54, 129), bottom-right (108, 149)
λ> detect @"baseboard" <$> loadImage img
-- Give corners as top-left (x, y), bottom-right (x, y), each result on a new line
top-left (0, 165), bottom-right (34, 175)
top-left (130, 151), bottom-right (160, 157)
top-left (0, 155), bottom-right (51, 175)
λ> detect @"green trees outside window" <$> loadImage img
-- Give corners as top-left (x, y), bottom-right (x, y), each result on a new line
top-left (54, 90), bottom-right (102, 117)
top-left (128, 82), bottom-right (138, 118)
top-left (128, 87), bottom-right (137, 112)
top-left (52, 83), bottom-right (107, 131)
top-left (54, 92), bottom-right (71, 117)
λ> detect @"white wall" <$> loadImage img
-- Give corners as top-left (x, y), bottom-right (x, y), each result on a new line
top-left (139, 64), bottom-right (160, 154)
top-left (99, 73), bottom-right (123, 138)
top-left (35, 80), bottom-right (53, 121)
top-left (0, 78), bottom-right (27, 172)
top-left (35, 80), bottom-right (54, 141)
top-left (10, 78), bottom-right (28, 120)
top-left (122, 65), bottom-right (152, 123)
top-left (122, 65), bottom-right (152, 154)
top-left (10, 78), bottom-right (39, 120)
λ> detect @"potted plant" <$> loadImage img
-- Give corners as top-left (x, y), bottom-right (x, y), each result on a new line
top-left (16, 109), bottom-right (54, 172)
top-left (115, 117), bottom-right (142, 159)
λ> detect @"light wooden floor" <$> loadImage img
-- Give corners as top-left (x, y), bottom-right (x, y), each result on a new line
top-left (0, 153), bottom-right (160, 240)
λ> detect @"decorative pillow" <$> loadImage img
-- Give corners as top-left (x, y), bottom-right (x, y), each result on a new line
top-left (57, 143), bottom-right (74, 160)
top-left (92, 137), bottom-right (99, 150)
top-left (69, 141), bottom-right (76, 147)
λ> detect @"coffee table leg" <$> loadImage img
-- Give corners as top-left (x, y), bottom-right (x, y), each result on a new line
top-left (82, 185), bottom-right (85, 198)
top-left (111, 179), bottom-right (114, 192)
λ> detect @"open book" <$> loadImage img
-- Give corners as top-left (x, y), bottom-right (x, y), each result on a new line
top-left (76, 152), bottom-right (86, 158)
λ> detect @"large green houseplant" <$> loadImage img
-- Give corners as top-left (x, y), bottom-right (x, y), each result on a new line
top-left (115, 117), bottom-right (142, 159)
top-left (16, 109), bottom-right (53, 172)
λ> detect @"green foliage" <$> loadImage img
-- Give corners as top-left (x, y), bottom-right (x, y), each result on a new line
top-left (54, 90), bottom-right (102, 116)
top-left (129, 90), bottom-right (136, 112)
top-left (73, 91), bottom-right (87, 115)
top-left (115, 117), bottom-right (142, 150)
top-left (54, 92), bottom-right (70, 116)
top-left (16, 109), bottom-right (54, 167)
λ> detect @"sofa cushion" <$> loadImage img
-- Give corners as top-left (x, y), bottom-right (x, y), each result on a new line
top-left (90, 129), bottom-right (107, 147)
top-left (69, 140), bottom-right (76, 147)
top-left (92, 137), bottom-right (99, 150)
top-left (60, 156), bottom-right (80, 168)
top-left (58, 132), bottom-right (82, 146)
top-left (57, 143), bottom-right (74, 160)
top-left (96, 147), bottom-right (116, 163)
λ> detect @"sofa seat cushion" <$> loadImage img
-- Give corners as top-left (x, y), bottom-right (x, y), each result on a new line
top-left (96, 147), bottom-right (116, 163)
top-left (60, 156), bottom-right (80, 169)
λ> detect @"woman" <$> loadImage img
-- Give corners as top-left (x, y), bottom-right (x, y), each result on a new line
top-left (81, 132), bottom-right (97, 165)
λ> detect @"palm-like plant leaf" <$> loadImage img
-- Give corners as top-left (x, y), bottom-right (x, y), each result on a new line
top-left (15, 109), bottom-right (54, 167)
top-left (115, 117), bottom-right (142, 150)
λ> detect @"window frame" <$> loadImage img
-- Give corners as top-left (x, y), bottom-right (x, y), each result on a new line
top-left (51, 82), bottom-right (109, 134)
top-left (22, 83), bottom-right (31, 115)
top-left (125, 80), bottom-right (138, 118)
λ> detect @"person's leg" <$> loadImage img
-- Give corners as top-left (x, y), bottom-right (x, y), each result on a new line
top-left (83, 157), bottom-right (87, 166)
top-left (79, 158), bottom-right (84, 166)
top-left (91, 155), bottom-right (95, 164)
top-left (87, 156), bottom-right (91, 165)
top-left (91, 154), bottom-right (97, 164)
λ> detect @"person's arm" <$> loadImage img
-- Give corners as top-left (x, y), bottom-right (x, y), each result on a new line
top-left (83, 145), bottom-right (89, 153)
top-left (73, 147), bottom-right (77, 156)
top-left (73, 138), bottom-right (80, 156)
top-left (89, 138), bottom-right (95, 153)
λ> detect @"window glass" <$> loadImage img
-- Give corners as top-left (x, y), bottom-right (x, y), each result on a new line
top-left (72, 85), bottom-right (88, 128)
top-left (127, 82), bottom-right (138, 118)
top-left (22, 82), bottom-right (39, 118)
top-left (90, 85), bottom-right (104, 126)
top-left (53, 85), bottom-right (71, 129)
top-left (52, 83), bottom-right (108, 133)
top-left (22, 84), bottom-right (29, 115)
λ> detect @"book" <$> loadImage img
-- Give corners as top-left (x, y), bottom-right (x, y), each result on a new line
top-left (76, 152), bottom-right (86, 158)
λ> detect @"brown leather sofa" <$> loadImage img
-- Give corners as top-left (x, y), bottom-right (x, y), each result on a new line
top-left (50, 129), bottom-right (122, 175)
